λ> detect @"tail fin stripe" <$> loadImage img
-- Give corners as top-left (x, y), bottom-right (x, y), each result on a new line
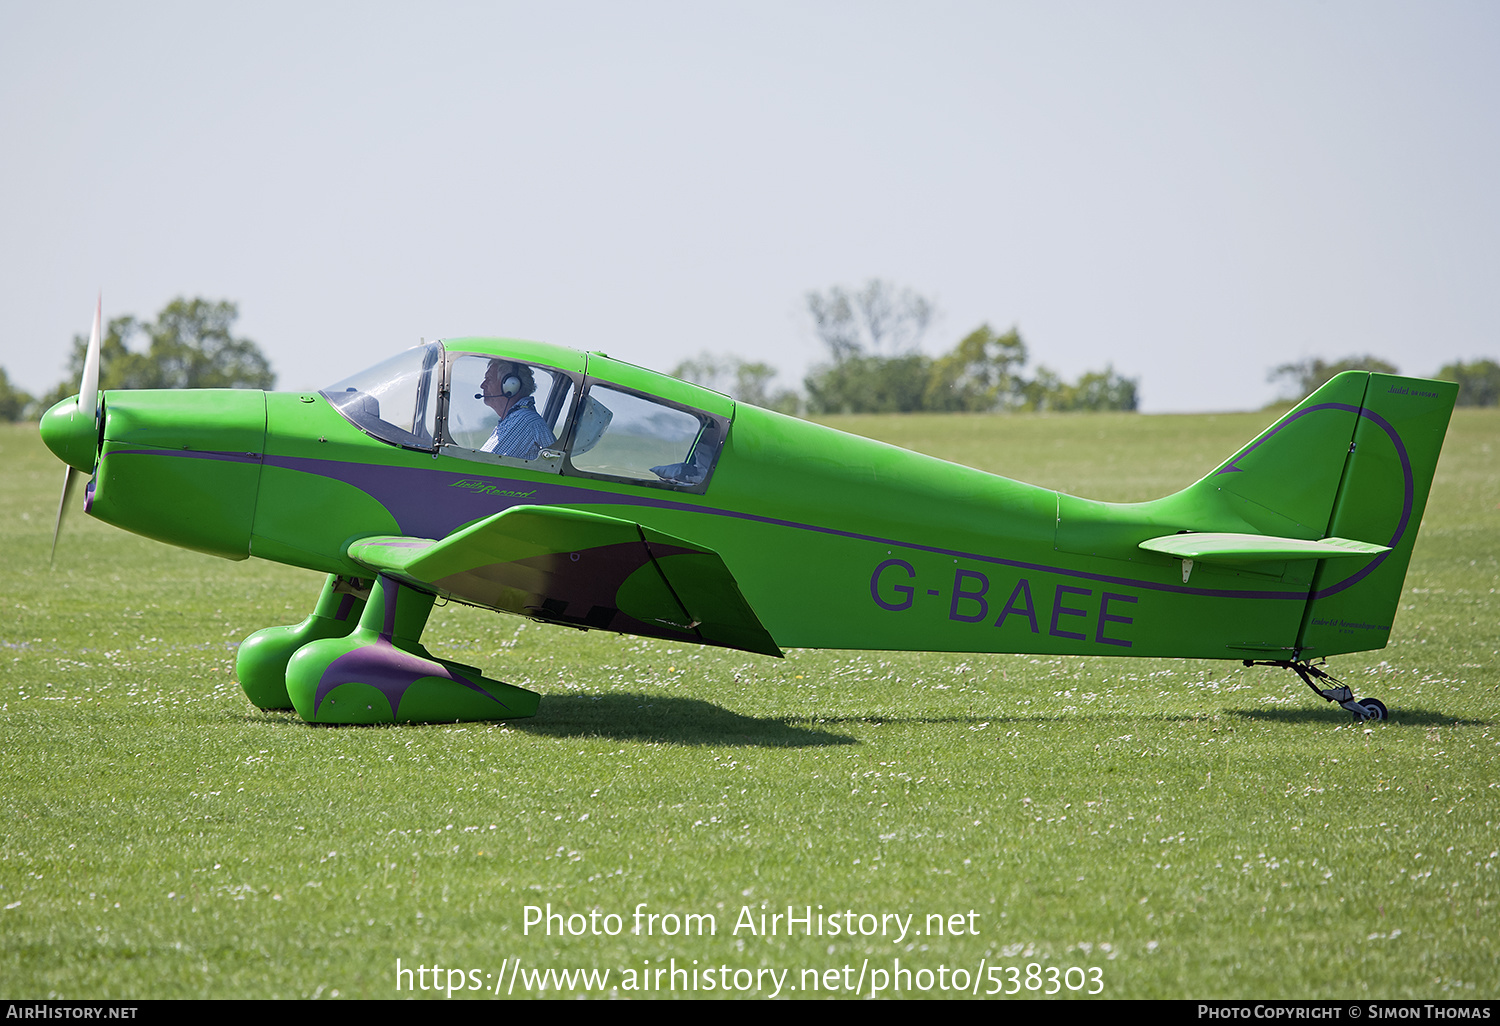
top-left (1214, 399), bottom-right (1414, 601)
top-left (1215, 402), bottom-right (1361, 475)
top-left (1308, 405), bottom-right (1414, 602)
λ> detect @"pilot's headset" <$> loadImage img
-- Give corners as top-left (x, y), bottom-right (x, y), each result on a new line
top-left (478, 363), bottom-right (529, 400)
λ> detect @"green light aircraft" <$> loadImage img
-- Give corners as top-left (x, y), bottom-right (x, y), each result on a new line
top-left (40, 300), bottom-right (1458, 724)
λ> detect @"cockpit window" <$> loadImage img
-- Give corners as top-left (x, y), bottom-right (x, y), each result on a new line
top-left (445, 355), bottom-right (575, 461)
top-left (321, 342), bottom-right (441, 450)
top-left (563, 384), bottom-right (724, 491)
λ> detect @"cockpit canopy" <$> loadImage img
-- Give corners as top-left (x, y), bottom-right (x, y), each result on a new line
top-left (323, 343), bottom-right (442, 449)
top-left (320, 341), bottom-right (730, 493)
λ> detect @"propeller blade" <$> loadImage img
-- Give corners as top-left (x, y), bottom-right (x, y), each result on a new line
top-left (51, 295), bottom-right (102, 566)
top-left (79, 293), bottom-right (101, 429)
top-left (50, 464), bottom-right (77, 566)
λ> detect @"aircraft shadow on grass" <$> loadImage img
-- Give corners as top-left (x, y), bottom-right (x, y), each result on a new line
top-left (512, 694), bottom-right (857, 747)
top-left (249, 694), bottom-right (858, 747)
top-left (248, 702), bottom-right (1484, 737)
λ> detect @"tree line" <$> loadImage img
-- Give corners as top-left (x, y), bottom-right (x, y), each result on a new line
top-left (676, 279), bottom-right (1140, 416)
top-left (3, 286), bottom-right (1496, 422)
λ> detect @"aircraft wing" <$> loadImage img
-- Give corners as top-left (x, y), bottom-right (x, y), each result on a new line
top-left (1138, 532), bottom-right (1390, 566)
top-left (347, 505), bottom-right (783, 657)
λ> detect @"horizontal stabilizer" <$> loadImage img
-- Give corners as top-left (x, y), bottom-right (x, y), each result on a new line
top-left (1139, 532), bottom-right (1390, 565)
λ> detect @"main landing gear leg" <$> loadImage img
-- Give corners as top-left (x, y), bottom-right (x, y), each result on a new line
top-left (1243, 659), bottom-right (1389, 722)
top-left (283, 574), bottom-right (540, 725)
top-left (236, 574), bottom-right (369, 710)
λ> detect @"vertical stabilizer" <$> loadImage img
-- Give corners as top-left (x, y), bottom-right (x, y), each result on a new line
top-left (1295, 374), bottom-right (1457, 656)
top-left (1207, 372), bottom-right (1368, 540)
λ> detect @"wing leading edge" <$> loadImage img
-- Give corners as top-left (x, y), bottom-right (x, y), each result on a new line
top-left (347, 505), bottom-right (782, 658)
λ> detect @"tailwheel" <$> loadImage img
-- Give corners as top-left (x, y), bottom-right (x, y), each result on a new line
top-left (1242, 658), bottom-right (1393, 721)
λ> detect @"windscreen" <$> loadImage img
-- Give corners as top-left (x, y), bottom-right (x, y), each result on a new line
top-left (321, 342), bottom-right (442, 450)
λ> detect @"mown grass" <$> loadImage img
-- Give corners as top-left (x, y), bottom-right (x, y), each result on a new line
top-left (0, 409), bottom-right (1495, 1000)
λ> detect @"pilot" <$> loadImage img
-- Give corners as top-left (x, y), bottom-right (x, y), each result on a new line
top-left (479, 359), bottom-right (555, 460)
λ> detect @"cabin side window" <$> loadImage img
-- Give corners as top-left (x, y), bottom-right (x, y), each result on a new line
top-left (562, 384), bottom-right (725, 491)
top-left (440, 354), bottom-right (577, 471)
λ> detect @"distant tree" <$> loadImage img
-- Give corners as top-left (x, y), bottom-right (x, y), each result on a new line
top-left (730, 362), bottom-right (800, 414)
top-left (923, 324), bottom-right (1028, 412)
top-left (1435, 358), bottom-right (1500, 407)
top-left (671, 353), bottom-right (734, 394)
top-left (1017, 364), bottom-right (1139, 412)
top-left (671, 352), bottom-right (799, 414)
top-left (1269, 355), bottom-right (1398, 402)
top-left (805, 352), bottom-right (933, 414)
top-left (803, 280), bottom-right (938, 413)
top-left (63, 315), bottom-right (150, 387)
top-left (806, 279), bottom-right (935, 363)
top-left (42, 298), bottom-right (275, 404)
top-left (0, 366), bottom-right (34, 422)
top-left (1019, 365), bottom-right (1066, 412)
top-left (141, 299), bottom-right (274, 389)
top-left (1066, 365), bottom-right (1140, 412)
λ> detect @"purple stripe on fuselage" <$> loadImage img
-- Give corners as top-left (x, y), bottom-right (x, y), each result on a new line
top-left (122, 401), bottom-right (1414, 605)
top-left (257, 453), bottom-right (581, 538)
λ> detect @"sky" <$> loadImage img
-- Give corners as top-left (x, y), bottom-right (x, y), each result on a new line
top-left (2, 1), bottom-right (1497, 412)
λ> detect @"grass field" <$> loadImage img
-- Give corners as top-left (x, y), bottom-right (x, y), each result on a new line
top-left (1, 408), bottom-right (1495, 1000)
